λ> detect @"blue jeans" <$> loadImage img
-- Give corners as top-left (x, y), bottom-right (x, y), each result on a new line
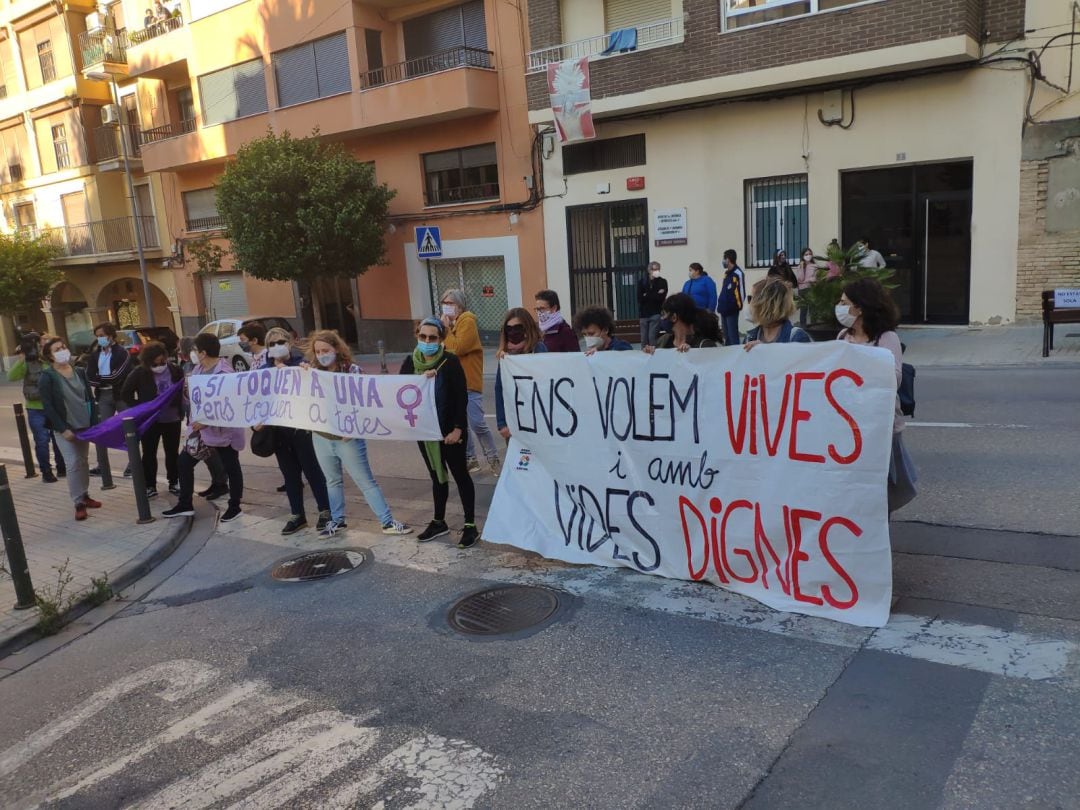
top-left (465, 390), bottom-right (497, 462)
top-left (26, 407), bottom-right (61, 474)
top-left (312, 434), bottom-right (393, 525)
top-left (721, 313), bottom-right (741, 346)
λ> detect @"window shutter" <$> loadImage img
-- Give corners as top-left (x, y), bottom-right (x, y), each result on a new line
top-left (201, 59), bottom-right (268, 125)
top-left (274, 44), bottom-right (317, 107)
top-left (313, 32), bottom-right (350, 97)
top-left (424, 150), bottom-right (461, 173)
top-left (462, 1), bottom-right (487, 49)
top-left (184, 188), bottom-right (218, 221)
top-left (461, 143), bottom-right (496, 168)
top-left (404, 5), bottom-right (465, 59)
top-left (604, 0), bottom-right (671, 31)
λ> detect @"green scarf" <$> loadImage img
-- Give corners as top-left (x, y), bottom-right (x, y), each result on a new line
top-left (412, 345), bottom-right (447, 483)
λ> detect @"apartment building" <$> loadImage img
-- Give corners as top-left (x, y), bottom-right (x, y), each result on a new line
top-left (80, 0), bottom-right (543, 351)
top-left (0, 0), bottom-right (176, 358)
top-left (525, 0), bottom-right (1080, 327)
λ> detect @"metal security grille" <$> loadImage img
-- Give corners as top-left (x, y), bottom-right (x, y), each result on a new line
top-left (429, 257), bottom-right (508, 345)
top-left (562, 134), bottom-right (646, 176)
top-left (567, 200), bottom-right (648, 321)
top-left (202, 273), bottom-right (249, 320)
top-left (745, 174), bottom-right (809, 268)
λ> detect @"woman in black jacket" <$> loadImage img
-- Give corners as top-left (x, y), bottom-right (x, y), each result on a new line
top-left (121, 341), bottom-right (184, 498)
top-left (400, 318), bottom-right (477, 548)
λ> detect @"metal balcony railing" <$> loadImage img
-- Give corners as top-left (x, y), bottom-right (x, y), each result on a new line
top-left (129, 15), bottom-right (184, 46)
top-left (79, 27), bottom-right (129, 67)
top-left (141, 118), bottom-right (197, 145)
top-left (425, 182), bottom-right (500, 206)
top-left (185, 215), bottom-right (226, 232)
top-left (527, 16), bottom-right (684, 72)
top-left (93, 124), bottom-right (142, 161)
top-left (361, 46), bottom-right (494, 89)
top-left (34, 216), bottom-right (160, 257)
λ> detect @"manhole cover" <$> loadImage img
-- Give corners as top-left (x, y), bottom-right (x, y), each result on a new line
top-left (447, 585), bottom-right (560, 636)
top-left (271, 549), bottom-right (368, 582)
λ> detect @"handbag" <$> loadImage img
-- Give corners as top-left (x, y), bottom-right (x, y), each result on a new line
top-left (250, 426), bottom-right (276, 458)
top-left (183, 430), bottom-right (212, 461)
top-left (899, 362), bottom-right (916, 417)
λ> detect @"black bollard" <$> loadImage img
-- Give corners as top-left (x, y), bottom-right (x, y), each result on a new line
top-left (377, 339), bottom-right (389, 374)
top-left (95, 439), bottom-right (116, 491)
top-left (123, 418), bottom-right (154, 525)
top-left (13, 403), bottom-right (37, 479)
top-left (0, 465), bottom-right (37, 610)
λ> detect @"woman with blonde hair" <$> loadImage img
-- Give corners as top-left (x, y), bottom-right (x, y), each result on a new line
top-left (307, 329), bottom-right (410, 537)
top-left (743, 277), bottom-right (813, 349)
top-left (494, 307), bottom-right (546, 442)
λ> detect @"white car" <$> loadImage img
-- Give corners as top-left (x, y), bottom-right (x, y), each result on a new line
top-left (195, 316), bottom-right (298, 371)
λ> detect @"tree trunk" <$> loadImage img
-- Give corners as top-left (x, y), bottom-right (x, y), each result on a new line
top-left (310, 280), bottom-right (324, 331)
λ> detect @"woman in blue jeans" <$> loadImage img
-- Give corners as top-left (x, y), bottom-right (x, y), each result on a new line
top-left (306, 330), bottom-right (411, 538)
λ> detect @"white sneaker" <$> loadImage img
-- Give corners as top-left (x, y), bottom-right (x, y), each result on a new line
top-left (381, 520), bottom-right (412, 536)
top-left (466, 457), bottom-right (482, 473)
top-left (319, 519), bottom-right (347, 537)
top-left (487, 457), bottom-right (501, 476)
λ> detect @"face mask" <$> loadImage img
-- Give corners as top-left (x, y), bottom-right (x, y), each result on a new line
top-left (504, 325), bottom-right (526, 344)
top-left (238, 341), bottom-right (250, 353)
top-left (537, 311), bottom-right (553, 325)
top-left (650, 270), bottom-right (661, 279)
top-left (441, 304), bottom-right (457, 317)
top-left (584, 335), bottom-right (605, 350)
top-left (268, 344), bottom-right (290, 360)
top-left (52, 349), bottom-right (71, 365)
top-left (417, 341), bottom-right (440, 356)
top-left (152, 363), bottom-right (169, 374)
top-left (97, 336), bottom-right (109, 348)
top-left (835, 304), bottom-right (857, 328)
top-left (317, 352), bottom-right (337, 368)
top-left (190, 350), bottom-right (201, 366)
top-left (803, 255), bottom-right (813, 263)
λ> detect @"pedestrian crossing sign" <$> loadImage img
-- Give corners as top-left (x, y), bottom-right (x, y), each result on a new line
top-left (415, 226), bottom-right (442, 259)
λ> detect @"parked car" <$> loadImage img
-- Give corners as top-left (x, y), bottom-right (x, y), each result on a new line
top-left (195, 316), bottom-right (298, 371)
top-left (71, 325), bottom-right (180, 368)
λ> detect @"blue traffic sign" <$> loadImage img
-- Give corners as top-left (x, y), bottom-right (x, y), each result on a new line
top-left (415, 226), bottom-right (442, 259)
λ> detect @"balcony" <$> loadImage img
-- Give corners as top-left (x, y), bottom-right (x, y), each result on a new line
top-left (129, 16), bottom-right (185, 45)
top-left (527, 17), bottom-right (684, 72)
top-left (361, 46), bottom-right (493, 88)
top-left (33, 216), bottom-right (160, 260)
top-left (79, 27), bottom-right (129, 77)
top-left (141, 119), bottom-right (197, 145)
top-left (93, 124), bottom-right (142, 164)
top-left (185, 214), bottom-right (226, 232)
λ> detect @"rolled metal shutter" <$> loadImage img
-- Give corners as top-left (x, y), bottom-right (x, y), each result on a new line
top-left (202, 273), bottom-right (249, 320)
top-left (462, 1), bottom-right (487, 50)
top-left (313, 32), bottom-right (351, 96)
top-left (200, 59), bottom-right (267, 126)
top-left (604, 0), bottom-right (670, 31)
top-left (274, 43), bottom-right (318, 107)
top-left (403, 4), bottom-right (464, 58)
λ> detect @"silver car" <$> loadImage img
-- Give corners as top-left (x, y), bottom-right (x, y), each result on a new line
top-left (196, 316), bottom-right (297, 371)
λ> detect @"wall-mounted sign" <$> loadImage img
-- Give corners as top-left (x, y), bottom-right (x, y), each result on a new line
top-left (218, 280), bottom-right (232, 292)
top-left (653, 208), bottom-right (688, 246)
top-left (1054, 288), bottom-right (1080, 308)
top-left (627, 176), bottom-right (645, 191)
top-left (482, 285), bottom-right (495, 298)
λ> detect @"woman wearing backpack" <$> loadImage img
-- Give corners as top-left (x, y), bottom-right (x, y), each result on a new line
top-left (835, 277), bottom-right (917, 513)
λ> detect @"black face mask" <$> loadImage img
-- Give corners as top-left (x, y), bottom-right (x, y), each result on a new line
top-left (504, 325), bottom-right (526, 343)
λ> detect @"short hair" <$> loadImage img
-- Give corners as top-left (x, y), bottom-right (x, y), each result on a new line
top-left (140, 341), bottom-right (168, 367)
top-left (723, 249), bottom-right (738, 264)
top-left (842, 277), bottom-right (899, 340)
top-left (689, 262), bottom-right (704, 274)
top-left (237, 323), bottom-right (266, 344)
top-left (94, 321), bottom-right (117, 338)
top-left (573, 306), bottom-right (615, 334)
top-left (416, 317), bottom-right (446, 338)
top-left (265, 326), bottom-right (292, 344)
top-left (750, 278), bottom-right (796, 327)
top-left (660, 293), bottom-right (698, 325)
top-left (43, 337), bottom-right (65, 360)
top-left (648, 261), bottom-right (661, 272)
top-left (441, 289), bottom-right (467, 311)
top-left (535, 289), bottom-right (561, 310)
top-left (193, 332), bottom-right (220, 358)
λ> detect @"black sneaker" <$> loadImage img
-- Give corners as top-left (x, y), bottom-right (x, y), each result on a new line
top-left (146, 487), bottom-right (158, 499)
top-left (42, 471), bottom-right (58, 483)
top-left (168, 482), bottom-right (180, 496)
top-left (123, 466), bottom-right (132, 478)
top-left (315, 510), bottom-right (331, 531)
top-left (221, 505), bottom-right (242, 523)
top-left (281, 515), bottom-right (307, 535)
top-left (201, 485), bottom-right (229, 501)
top-left (276, 484), bottom-right (287, 493)
top-left (162, 504), bottom-right (194, 518)
top-left (89, 467), bottom-right (101, 476)
top-left (57, 468), bottom-right (67, 478)
top-left (417, 519), bottom-right (449, 543)
top-left (319, 518), bottom-right (347, 537)
top-left (457, 524), bottom-right (480, 549)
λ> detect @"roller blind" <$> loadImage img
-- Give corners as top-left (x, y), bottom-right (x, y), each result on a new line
top-left (604, 0), bottom-right (670, 31)
top-left (273, 31), bottom-right (350, 107)
top-left (199, 58), bottom-right (268, 126)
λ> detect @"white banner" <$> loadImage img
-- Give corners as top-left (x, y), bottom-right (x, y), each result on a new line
top-left (188, 367), bottom-right (442, 441)
top-left (483, 344), bottom-right (898, 627)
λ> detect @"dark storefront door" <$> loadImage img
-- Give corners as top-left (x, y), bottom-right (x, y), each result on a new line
top-left (842, 161), bottom-right (972, 324)
top-left (567, 200), bottom-right (649, 321)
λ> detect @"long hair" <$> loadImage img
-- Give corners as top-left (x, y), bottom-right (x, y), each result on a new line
top-left (139, 340), bottom-right (168, 368)
top-left (498, 307), bottom-right (542, 354)
top-left (305, 329), bottom-right (352, 370)
top-left (843, 277), bottom-right (899, 340)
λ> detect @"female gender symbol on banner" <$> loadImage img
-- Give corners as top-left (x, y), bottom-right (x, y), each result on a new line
top-left (396, 384), bottom-right (424, 427)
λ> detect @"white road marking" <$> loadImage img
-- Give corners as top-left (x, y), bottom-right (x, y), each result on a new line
top-left (906, 421), bottom-right (1030, 429)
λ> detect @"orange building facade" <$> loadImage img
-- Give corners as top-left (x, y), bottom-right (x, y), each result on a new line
top-left (84, 0), bottom-right (546, 350)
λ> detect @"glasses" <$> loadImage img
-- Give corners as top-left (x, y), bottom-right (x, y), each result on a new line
top-left (417, 333), bottom-right (441, 343)
top-left (268, 340), bottom-right (288, 346)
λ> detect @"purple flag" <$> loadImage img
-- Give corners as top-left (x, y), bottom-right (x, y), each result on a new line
top-left (76, 379), bottom-right (184, 450)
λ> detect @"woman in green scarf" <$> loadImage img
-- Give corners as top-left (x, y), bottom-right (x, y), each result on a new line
top-left (400, 318), bottom-right (478, 548)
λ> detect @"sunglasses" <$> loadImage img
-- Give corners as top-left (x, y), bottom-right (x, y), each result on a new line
top-left (268, 339), bottom-right (288, 346)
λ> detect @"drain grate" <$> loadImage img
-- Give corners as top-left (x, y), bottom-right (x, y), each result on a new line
top-left (271, 549), bottom-right (368, 582)
top-left (448, 585), bottom-right (561, 637)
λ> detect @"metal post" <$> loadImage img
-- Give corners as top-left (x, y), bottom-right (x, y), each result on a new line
top-left (95, 440), bottom-right (116, 490)
top-left (377, 339), bottom-right (388, 374)
top-left (123, 417), bottom-right (154, 524)
top-left (0, 465), bottom-right (37, 610)
top-left (13, 403), bottom-right (37, 479)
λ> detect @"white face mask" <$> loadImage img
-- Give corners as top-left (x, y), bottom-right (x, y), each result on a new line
top-left (317, 352), bottom-right (337, 368)
top-left (52, 349), bottom-right (71, 365)
top-left (268, 344), bottom-right (290, 360)
top-left (441, 304), bottom-right (457, 317)
top-left (835, 304), bottom-right (858, 328)
top-left (152, 363), bottom-right (169, 374)
top-left (650, 270), bottom-right (661, 279)
top-left (584, 335), bottom-right (605, 350)
top-left (189, 350), bottom-right (201, 366)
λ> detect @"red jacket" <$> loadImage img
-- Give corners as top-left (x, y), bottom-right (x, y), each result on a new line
top-left (542, 321), bottom-right (579, 353)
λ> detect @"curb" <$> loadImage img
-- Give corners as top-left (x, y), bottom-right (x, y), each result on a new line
top-left (0, 513), bottom-right (195, 659)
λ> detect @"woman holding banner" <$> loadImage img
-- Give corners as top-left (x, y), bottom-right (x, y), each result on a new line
top-left (835, 277), bottom-right (917, 513)
top-left (400, 318), bottom-right (479, 549)
top-left (644, 293), bottom-right (720, 352)
top-left (742, 278), bottom-right (813, 349)
top-left (307, 330), bottom-right (411, 538)
top-left (495, 308), bottom-right (546, 443)
top-left (121, 341), bottom-right (185, 498)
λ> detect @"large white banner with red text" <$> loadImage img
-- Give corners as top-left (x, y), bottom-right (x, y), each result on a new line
top-left (484, 344), bottom-right (897, 627)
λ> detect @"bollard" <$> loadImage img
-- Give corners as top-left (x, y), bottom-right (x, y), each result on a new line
top-left (123, 418), bottom-right (154, 525)
top-left (0, 465), bottom-right (37, 610)
top-left (377, 340), bottom-right (389, 374)
top-left (95, 439), bottom-right (116, 491)
top-left (13, 403), bottom-right (37, 479)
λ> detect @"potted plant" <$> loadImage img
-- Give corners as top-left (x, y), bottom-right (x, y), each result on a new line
top-left (796, 242), bottom-right (898, 341)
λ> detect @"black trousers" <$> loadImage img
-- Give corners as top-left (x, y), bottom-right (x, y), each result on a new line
top-left (178, 445), bottom-right (242, 510)
top-left (141, 420), bottom-right (181, 487)
top-left (274, 427), bottom-right (329, 518)
top-left (417, 440), bottom-right (475, 524)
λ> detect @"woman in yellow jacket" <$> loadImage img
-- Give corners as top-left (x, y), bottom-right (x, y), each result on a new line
top-left (440, 289), bottom-right (499, 475)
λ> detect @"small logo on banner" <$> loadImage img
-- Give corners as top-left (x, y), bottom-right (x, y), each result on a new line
top-left (516, 449), bottom-right (531, 471)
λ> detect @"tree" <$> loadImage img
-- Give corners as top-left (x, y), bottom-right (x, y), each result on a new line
top-left (796, 242), bottom-right (898, 328)
top-left (0, 233), bottom-right (62, 317)
top-left (216, 131), bottom-right (396, 327)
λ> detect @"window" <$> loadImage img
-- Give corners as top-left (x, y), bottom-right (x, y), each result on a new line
top-left (177, 87), bottom-right (196, 131)
top-left (52, 124), bottom-right (70, 169)
top-left (605, 0), bottom-right (672, 31)
top-left (562, 134), bottom-right (646, 175)
top-left (403, 1), bottom-right (488, 62)
top-left (724, 0), bottom-right (866, 31)
top-left (198, 58), bottom-right (268, 126)
top-left (422, 143), bottom-right (499, 206)
top-left (745, 175), bottom-right (808, 268)
top-left (183, 187), bottom-right (223, 231)
top-left (365, 29), bottom-right (383, 72)
top-left (37, 40), bottom-right (55, 83)
top-left (273, 32), bottom-right (351, 108)
top-left (14, 202), bottom-right (36, 231)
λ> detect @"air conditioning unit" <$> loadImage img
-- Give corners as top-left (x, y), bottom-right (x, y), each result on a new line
top-left (101, 104), bottom-right (121, 126)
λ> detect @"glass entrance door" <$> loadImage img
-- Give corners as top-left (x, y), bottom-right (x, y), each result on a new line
top-left (920, 193), bottom-right (971, 324)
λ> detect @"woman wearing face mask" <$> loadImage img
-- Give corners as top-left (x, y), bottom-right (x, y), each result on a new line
top-left (534, 289), bottom-right (579, 352)
top-left (400, 319), bottom-right (478, 548)
top-left (644, 293), bottom-right (720, 353)
top-left (307, 330), bottom-right (410, 538)
top-left (38, 338), bottom-right (101, 520)
top-left (574, 306), bottom-right (633, 355)
top-left (260, 327), bottom-right (331, 535)
top-left (681, 263), bottom-right (718, 312)
top-left (121, 341), bottom-right (184, 498)
top-left (794, 247), bottom-right (818, 327)
top-left (495, 308), bottom-right (546, 442)
top-left (836, 278), bottom-right (917, 513)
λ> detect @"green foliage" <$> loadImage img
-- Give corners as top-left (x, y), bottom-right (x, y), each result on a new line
top-left (35, 559), bottom-right (75, 636)
top-left (0, 233), bottom-right (62, 316)
top-left (187, 236), bottom-right (227, 279)
top-left (87, 573), bottom-right (113, 607)
top-left (216, 131), bottom-right (396, 284)
top-left (796, 242), bottom-right (898, 327)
